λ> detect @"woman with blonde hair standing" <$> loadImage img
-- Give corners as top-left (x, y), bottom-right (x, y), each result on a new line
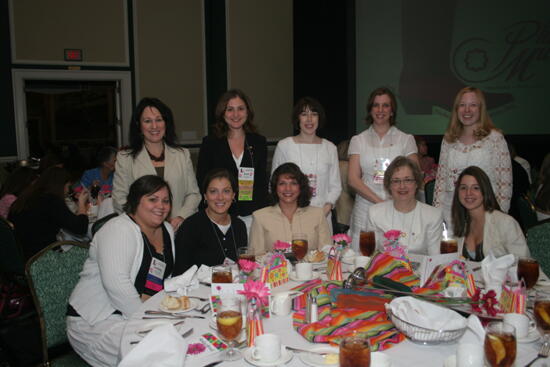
top-left (433, 87), bottom-right (512, 233)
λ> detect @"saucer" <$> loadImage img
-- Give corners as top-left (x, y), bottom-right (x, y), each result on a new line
top-left (517, 328), bottom-right (541, 343)
top-left (299, 346), bottom-right (339, 366)
top-left (290, 271), bottom-right (320, 282)
top-left (243, 346), bottom-right (293, 366)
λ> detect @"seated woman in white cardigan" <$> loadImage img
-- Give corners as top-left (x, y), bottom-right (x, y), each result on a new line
top-left (366, 156), bottom-right (443, 255)
top-left (452, 166), bottom-right (529, 261)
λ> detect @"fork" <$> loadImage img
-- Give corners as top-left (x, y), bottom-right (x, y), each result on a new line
top-left (285, 346), bottom-right (330, 356)
top-left (525, 340), bottom-right (550, 367)
top-left (188, 296), bottom-right (209, 302)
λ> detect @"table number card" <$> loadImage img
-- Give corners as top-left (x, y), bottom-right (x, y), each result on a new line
top-left (259, 253), bottom-right (289, 287)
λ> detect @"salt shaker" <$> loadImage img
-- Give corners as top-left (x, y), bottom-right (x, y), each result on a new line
top-left (305, 293), bottom-right (318, 323)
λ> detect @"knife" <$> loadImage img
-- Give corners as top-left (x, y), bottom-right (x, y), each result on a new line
top-left (142, 315), bottom-right (205, 320)
top-left (201, 361), bottom-right (223, 367)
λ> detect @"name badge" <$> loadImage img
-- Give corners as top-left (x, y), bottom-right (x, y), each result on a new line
top-left (238, 167), bottom-right (254, 201)
top-left (307, 173), bottom-right (318, 197)
top-left (145, 257), bottom-right (166, 293)
top-left (373, 157), bottom-right (391, 185)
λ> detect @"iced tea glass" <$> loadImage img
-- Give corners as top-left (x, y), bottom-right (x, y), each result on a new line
top-left (291, 233), bottom-right (308, 262)
top-left (484, 322), bottom-right (516, 367)
top-left (517, 257), bottom-right (539, 290)
top-left (535, 290), bottom-right (550, 343)
top-left (216, 296), bottom-right (243, 361)
top-left (212, 265), bottom-right (233, 283)
top-left (440, 238), bottom-right (458, 254)
top-left (339, 335), bottom-right (370, 367)
top-left (237, 247), bottom-right (256, 266)
top-left (359, 231), bottom-right (375, 256)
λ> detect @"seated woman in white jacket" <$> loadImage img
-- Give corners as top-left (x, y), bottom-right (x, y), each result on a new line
top-left (67, 175), bottom-right (176, 367)
top-left (452, 166), bottom-right (529, 261)
top-left (366, 156), bottom-right (443, 255)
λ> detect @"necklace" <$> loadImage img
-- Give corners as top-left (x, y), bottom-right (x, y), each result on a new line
top-left (206, 212), bottom-right (239, 259)
top-left (146, 147), bottom-right (165, 162)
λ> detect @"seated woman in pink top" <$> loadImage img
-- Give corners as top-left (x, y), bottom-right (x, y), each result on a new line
top-left (0, 167), bottom-right (37, 218)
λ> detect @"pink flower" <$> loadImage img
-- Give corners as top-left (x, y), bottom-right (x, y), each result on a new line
top-left (187, 342), bottom-right (206, 355)
top-left (332, 233), bottom-right (352, 245)
top-left (273, 240), bottom-right (291, 251)
top-left (237, 279), bottom-right (271, 306)
top-left (238, 259), bottom-right (258, 273)
top-left (383, 230), bottom-right (402, 241)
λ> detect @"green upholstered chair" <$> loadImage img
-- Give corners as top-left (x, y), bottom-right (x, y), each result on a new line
top-left (25, 241), bottom-right (90, 366)
top-left (424, 179), bottom-right (435, 206)
top-left (527, 220), bottom-right (550, 277)
top-left (518, 194), bottom-right (538, 232)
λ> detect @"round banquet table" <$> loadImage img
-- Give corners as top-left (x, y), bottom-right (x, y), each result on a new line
top-left (120, 277), bottom-right (549, 367)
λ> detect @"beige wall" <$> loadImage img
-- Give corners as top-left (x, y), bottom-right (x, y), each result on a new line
top-left (226, 0), bottom-right (293, 141)
top-left (10, 0), bottom-right (128, 65)
top-left (134, 0), bottom-right (206, 143)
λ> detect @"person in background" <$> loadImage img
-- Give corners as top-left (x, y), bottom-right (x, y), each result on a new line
top-left (173, 169), bottom-right (247, 274)
top-left (535, 153), bottom-right (550, 221)
top-left (366, 156), bottom-right (443, 255)
top-left (0, 167), bottom-right (37, 218)
top-left (113, 98), bottom-right (200, 231)
top-left (433, 87), bottom-right (512, 234)
top-left (271, 97), bottom-right (341, 233)
top-left (414, 135), bottom-right (437, 183)
top-left (196, 89), bottom-right (268, 233)
top-left (335, 139), bottom-right (354, 229)
top-left (509, 143), bottom-right (532, 184)
top-left (67, 175), bottom-right (175, 367)
top-left (506, 141), bottom-right (530, 228)
top-left (9, 167), bottom-right (89, 260)
top-left (451, 166), bottom-right (528, 261)
top-left (80, 146), bottom-right (117, 195)
top-left (348, 87), bottom-right (419, 251)
top-left (249, 163), bottom-right (331, 255)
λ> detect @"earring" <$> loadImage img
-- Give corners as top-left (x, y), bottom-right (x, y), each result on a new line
top-left (203, 199), bottom-right (207, 206)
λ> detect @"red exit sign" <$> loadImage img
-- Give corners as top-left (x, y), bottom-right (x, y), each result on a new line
top-left (64, 49), bottom-right (83, 61)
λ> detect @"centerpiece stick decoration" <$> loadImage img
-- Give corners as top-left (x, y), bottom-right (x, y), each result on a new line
top-left (327, 234), bottom-right (351, 281)
top-left (260, 241), bottom-right (290, 287)
top-left (238, 280), bottom-right (270, 346)
top-left (238, 259), bottom-right (259, 283)
top-left (382, 230), bottom-right (407, 260)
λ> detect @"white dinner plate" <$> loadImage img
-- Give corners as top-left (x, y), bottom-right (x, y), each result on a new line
top-left (243, 346), bottom-right (293, 367)
top-left (299, 346), bottom-right (339, 366)
top-left (159, 298), bottom-right (199, 313)
top-left (289, 271), bottom-right (320, 282)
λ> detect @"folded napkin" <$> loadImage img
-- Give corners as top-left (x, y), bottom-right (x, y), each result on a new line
top-left (164, 265), bottom-right (198, 294)
top-left (388, 296), bottom-right (466, 331)
top-left (481, 253), bottom-right (515, 295)
top-left (119, 324), bottom-right (188, 367)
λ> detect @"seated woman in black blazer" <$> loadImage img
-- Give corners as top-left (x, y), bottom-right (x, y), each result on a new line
top-left (173, 168), bottom-right (248, 274)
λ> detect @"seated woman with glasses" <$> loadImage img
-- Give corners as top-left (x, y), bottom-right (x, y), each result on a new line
top-left (452, 166), bottom-right (529, 261)
top-left (366, 156), bottom-right (443, 255)
top-left (249, 162), bottom-right (331, 255)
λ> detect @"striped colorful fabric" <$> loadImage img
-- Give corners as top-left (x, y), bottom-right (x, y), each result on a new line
top-left (365, 252), bottom-right (420, 289)
top-left (290, 280), bottom-right (342, 310)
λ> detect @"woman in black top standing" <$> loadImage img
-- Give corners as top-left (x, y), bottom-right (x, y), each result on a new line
top-left (196, 89), bottom-right (268, 232)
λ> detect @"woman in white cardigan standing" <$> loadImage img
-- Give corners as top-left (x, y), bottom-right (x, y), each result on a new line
top-left (271, 97), bottom-right (341, 233)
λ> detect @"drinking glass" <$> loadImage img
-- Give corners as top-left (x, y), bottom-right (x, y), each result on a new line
top-left (237, 247), bottom-right (256, 265)
top-left (359, 231), bottom-right (375, 256)
top-left (291, 233), bottom-right (308, 262)
top-left (212, 265), bottom-right (233, 283)
top-left (534, 290), bottom-right (550, 343)
top-left (339, 335), bottom-right (371, 367)
top-left (440, 238), bottom-right (458, 254)
top-left (517, 257), bottom-right (539, 290)
top-left (216, 297), bottom-right (243, 361)
top-left (484, 322), bottom-right (516, 367)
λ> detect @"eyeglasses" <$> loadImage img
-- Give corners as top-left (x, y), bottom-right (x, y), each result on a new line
top-left (390, 178), bottom-right (416, 186)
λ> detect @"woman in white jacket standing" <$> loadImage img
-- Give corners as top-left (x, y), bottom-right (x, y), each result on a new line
top-left (271, 97), bottom-right (341, 233)
top-left (67, 176), bottom-right (176, 367)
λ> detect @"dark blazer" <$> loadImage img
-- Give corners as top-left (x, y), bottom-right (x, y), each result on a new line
top-left (173, 210), bottom-right (248, 274)
top-left (196, 133), bottom-right (269, 216)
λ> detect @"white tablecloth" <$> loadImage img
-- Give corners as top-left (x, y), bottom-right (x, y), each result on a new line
top-left (119, 277), bottom-right (549, 367)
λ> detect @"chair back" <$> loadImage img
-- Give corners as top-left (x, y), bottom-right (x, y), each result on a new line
top-left (517, 194), bottom-right (538, 231)
top-left (0, 217), bottom-right (26, 276)
top-left (424, 179), bottom-right (435, 206)
top-left (25, 241), bottom-right (89, 364)
top-left (527, 220), bottom-right (550, 276)
top-left (91, 212), bottom-right (118, 237)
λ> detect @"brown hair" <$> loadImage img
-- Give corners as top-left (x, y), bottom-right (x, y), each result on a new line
top-left (270, 163), bottom-right (311, 208)
top-left (383, 156), bottom-right (423, 196)
top-left (212, 89), bottom-right (257, 138)
top-left (291, 97), bottom-right (326, 132)
top-left (365, 87), bottom-right (397, 126)
top-left (443, 87), bottom-right (499, 143)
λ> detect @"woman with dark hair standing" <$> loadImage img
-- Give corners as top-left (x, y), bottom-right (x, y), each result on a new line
top-left (67, 175), bottom-right (175, 366)
top-left (348, 87), bottom-right (419, 251)
top-left (451, 166), bottom-right (527, 261)
top-left (173, 168), bottom-right (247, 274)
top-left (113, 98), bottom-right (200, 230)
top-left (249, 163), bottom-right (331, 255)
top-left (433, 87), bottom-right (512, 233)
top-left (271, 97), bottom-right (341, 232)
top-left (9, 166), bottom-right (89, 259)
top-left (196, 89), bottom-right (268, 233)
top-left (0, 167), bottom-right (37, 218)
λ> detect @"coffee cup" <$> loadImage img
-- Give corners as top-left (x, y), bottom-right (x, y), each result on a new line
top-left (295, 262), bottom-right (313, 280)
top-left (270, 292), bottom-right (293, 316)
top-left (503, 312), bottom-right (534, 338)
top-left (371, 351), bottom-right (391, 367)
top-left (456, 343), bottom-right (483, 367)
top-left (354, 256), bottom-right (370, 269)
top-left (251, 333), bottom-right (281, 362)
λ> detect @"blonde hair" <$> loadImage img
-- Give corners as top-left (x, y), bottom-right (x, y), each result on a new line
top-left (443, 87), bottom-right (499, 143)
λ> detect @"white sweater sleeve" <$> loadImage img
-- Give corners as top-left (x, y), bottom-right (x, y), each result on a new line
top-left (325, 142), bottom-right (342, 205)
